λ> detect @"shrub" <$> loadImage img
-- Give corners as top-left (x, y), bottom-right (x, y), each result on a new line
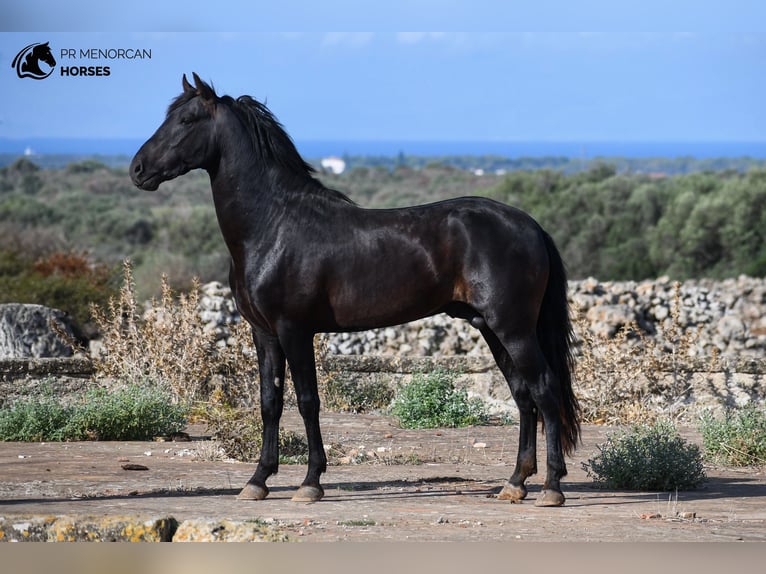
top-left (582, 420), bottom-right (706, 491)
top-left (0, 392), bottom-right (71, 442)
top-left (0, 383), bottom-right (187, 442)
top-left (0, 249), bottom-right (116, 330)
top-left (64, 384), bottom-right (189, 441)
top-left (389, 369), bottom-right (489, 429)
top-left (699, 404), bottom-right (766, 466)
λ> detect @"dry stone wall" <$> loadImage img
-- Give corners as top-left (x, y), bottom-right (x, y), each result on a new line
top-left (2, 277), bottom-right (763, 418)
top-left (198, 276), bottom-right (766, 360)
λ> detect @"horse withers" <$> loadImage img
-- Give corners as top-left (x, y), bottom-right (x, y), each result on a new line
top-left (130, 73), bottom-right (580, 507)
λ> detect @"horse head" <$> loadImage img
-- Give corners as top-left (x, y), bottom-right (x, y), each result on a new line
top-left (130, 73), bottom-right (220, 191)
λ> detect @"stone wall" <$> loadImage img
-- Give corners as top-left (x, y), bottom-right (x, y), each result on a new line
top-left (2, 354), bottom-right (764, 421)
top-left (2, 277), bottom-right (764, 417)
top-left (198, 276), bottom-right (766, 359)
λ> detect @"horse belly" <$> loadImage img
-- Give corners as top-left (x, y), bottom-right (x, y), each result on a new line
top-left (326, 263), bottom-right (448, 331)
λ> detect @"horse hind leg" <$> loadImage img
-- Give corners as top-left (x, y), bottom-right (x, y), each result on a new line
top-left (485, 327), bottom-right (568, 507)
top-left (480, 327), bottom-right (538, 503)
top-left (508, 335), bottom-right (568, 507)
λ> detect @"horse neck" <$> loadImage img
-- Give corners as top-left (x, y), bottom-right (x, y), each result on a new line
top-left (208, 149), bottom-right (312, 250)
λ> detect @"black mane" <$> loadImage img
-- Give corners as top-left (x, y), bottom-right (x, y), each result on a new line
top-left (167, 89), bottom-right (195, 115)
top-left (226, 96), bottom-right (355, 204)
top-left (168, 81), bottom-right (354, 205)
top-left (227, 95), bottom-right (316, 177)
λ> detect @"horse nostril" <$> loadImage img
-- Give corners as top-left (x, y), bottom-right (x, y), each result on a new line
top-left (132, 160), bottom-right (143, 175)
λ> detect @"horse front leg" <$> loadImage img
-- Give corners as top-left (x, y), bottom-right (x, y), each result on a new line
top-left (279, 328), bottom-right (326, 502)
top-left (238, 328), bottom-right (286, 501)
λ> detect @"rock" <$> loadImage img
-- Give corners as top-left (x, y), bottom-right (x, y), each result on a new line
top-left (717, 315), bottom-right (746, 342)
top-left (586, 304), bottom-right (636, 338)
top-left (0, 304), bottom-right (81, 359)
top-left (172, 519), bottom-right (291, 542)
top-left (0, 515), bottom-right (177, 542)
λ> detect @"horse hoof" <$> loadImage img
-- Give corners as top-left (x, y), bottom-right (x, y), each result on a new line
top-left (292, 485), bottom-right (324, 502)
top-left (497, 483), bottom-right (527, 502)
top-left (237, 483), bottom-right (269, 500)
top-left (534, 489), bottom-right (565, 507)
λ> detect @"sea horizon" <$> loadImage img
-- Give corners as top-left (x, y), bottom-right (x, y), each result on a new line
top-left (2, 137), bottom-right (766, 160)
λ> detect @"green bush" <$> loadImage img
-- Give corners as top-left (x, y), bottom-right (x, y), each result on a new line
top-left (0, 384), bottom-right (188, 442)
top-left (389, 370), bottom-right (489, 429)
top-left (0, 393), bottom-right (71, 442)
top-left (65, 385), bottom-right (189, 441)
top-left (699, 404), bottom-right (766, 466)
top-left (582, 420), bottom-right (705, 491)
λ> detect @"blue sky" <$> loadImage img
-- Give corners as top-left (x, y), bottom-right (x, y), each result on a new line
top-left (1, 3), bottom-right (765, 148)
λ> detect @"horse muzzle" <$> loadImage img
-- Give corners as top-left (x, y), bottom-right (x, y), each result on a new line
top-left (129, 155), bottom-right (162, 191)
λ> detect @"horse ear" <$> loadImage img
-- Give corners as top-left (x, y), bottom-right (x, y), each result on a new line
top-left (182, 74), bottom-right (194, 94)
top-left (192, 72), bottom-right (216, 103)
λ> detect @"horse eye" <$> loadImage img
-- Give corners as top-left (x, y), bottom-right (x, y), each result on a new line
top-left (180, 116), bottom-right (194, 125)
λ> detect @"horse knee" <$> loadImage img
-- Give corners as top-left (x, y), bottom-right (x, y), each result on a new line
top-left (260, 401), bottom-right (282, 424)
top-left (296, 393), bottom-right (320, 417)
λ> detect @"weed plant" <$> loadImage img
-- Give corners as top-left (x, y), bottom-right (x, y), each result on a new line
top-left (91, 260), bottom-right (259, 406)
top-left (699, 404), bottom-right (766, 466)
top-left (313, 334), bottom-right (394, 413)
top-left (389, 369), bottom-right (489, 429)
top-left (0, 383), bottom-right (187, 441)
top-left (573, 282), bottom-right (708, 425)
top-left (582, 420), bottom-right (706, 491)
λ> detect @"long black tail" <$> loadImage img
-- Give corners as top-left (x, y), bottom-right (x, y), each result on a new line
top-left (537, 230), bottom-right (581, 456)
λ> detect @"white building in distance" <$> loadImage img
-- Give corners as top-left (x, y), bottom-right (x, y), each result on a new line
top-left (320, 156), bottom-right (346, 174)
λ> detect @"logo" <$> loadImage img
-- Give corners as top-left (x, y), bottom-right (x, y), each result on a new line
top-left (11, 41), bottom-right (152, 80)
top-left (12, 42), bottom-right (56, 80)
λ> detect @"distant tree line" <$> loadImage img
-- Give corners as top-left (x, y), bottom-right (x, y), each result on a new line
top-left (330, 153), bottom-right (766, 176)
top-left (481, 163), bottom-right (766, 279)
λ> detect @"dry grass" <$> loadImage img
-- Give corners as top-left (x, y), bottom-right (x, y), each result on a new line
top-left (90, 260), bottom-right (258, 406)
top-left (573, 282), bottom-right (714, 425)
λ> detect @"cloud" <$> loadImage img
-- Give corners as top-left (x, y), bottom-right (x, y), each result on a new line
top-left (321, 32), bottom-right (374, 47)
top-left (396, 32), bottom-right (446, 44)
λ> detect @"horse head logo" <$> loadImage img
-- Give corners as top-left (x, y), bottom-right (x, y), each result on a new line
top-left (12, 42), bottom-right (56, 80)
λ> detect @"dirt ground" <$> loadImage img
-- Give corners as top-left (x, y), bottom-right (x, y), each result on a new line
top-left (1, 411), bottom-right (764, 542)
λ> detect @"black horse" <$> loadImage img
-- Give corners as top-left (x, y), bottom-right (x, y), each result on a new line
top-left (131, 74), bottom-right (580, 507)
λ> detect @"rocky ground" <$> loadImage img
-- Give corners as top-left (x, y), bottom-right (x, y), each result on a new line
top-left (1, 412), bottom-right (765, 542)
